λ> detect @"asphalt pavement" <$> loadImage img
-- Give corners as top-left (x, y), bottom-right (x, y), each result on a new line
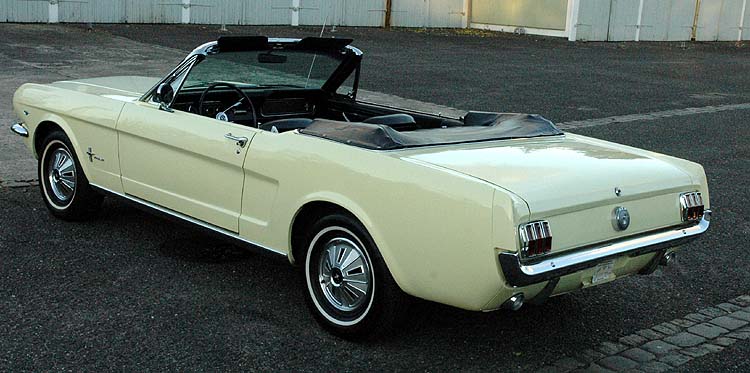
top-left (1, 24), bottom-right (749, 372)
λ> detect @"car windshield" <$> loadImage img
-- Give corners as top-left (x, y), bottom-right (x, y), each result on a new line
top-left (181, 50), bottom-right (344, 90)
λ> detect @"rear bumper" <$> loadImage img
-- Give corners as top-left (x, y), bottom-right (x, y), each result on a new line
top-left (499, 210), bottom-right (711, 287)
top-left (11, 122), bottom-right (29, 137)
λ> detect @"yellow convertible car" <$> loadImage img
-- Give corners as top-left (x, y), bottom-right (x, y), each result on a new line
top-left (11, 36), bottom-right (711, 338)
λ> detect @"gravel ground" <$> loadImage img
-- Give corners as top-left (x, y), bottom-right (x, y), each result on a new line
top-left (83, 24), bottom-right (750, 122)
top-left (1, 24), bottom-right (749, 372)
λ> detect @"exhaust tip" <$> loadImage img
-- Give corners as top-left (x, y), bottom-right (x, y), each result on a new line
top-left (503, 293), bottom-right (525, 311)
top-left (660, 252), bottom-right (676, 266)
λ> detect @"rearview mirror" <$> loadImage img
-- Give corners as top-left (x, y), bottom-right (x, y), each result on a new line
top-left (154, 83), bottom-right (174, 112)
top-left (258, 52), bottom-right (287, 64)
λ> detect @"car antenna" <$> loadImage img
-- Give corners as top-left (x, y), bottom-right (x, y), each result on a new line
top-left (305, 16), bottom-right (328, 88)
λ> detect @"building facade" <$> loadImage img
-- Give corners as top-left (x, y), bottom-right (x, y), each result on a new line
top-left (0, 0), bottom-right (747, 42)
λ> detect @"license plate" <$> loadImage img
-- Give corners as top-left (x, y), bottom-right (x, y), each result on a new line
top-left (591, 260), bottom-right (615, 285)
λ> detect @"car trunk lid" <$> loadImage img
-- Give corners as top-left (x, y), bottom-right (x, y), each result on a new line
top-left (402, 133), bottom-right (697, 254)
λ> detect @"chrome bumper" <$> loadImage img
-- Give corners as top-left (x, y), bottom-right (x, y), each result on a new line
top-left (11, 122), bottom-right (29, 137)
top-left (498, 210), bottom-right (711, 287)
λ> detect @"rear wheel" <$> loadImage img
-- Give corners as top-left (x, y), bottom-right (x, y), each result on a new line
top-left (38, 131), bottom-right (102, 220)
top-left (303, 213), bottom-right (409, 339)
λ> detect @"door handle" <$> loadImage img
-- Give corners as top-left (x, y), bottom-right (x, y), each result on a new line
top-left (224, 133), bottom-right (249, 148)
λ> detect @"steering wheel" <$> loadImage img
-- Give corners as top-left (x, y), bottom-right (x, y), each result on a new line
top-left (197, 82), bottom-right (257, 127)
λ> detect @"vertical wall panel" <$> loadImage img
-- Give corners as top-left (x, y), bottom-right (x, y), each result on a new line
top-left (190, 0), bottom-right (237, 25)
top-left (59, 0), bottom-right (125, 23)
top-left (665, 0), bottom-right (696, 41)
top-left (125, 0), bottom-right (182, 23)
top-left (391, 0), bottom-right (463, 27)
top-left (575, 0), bottom-right (612, 41)
top-left (717, 0), bottom-right (744, 41)
top-left (695, 0), bottom-right (722, 41)
top-left (241, 0), bottom-right (290, 25)
top-left (0, 0), bottom-right (10, 22)
top-left (639, 0), bottom-right (670, 41)
top-left (391, 0), bottom-right (427, 27)
top-left (0, 0), bottom-right (48, 22)
top-left (0, 0), bottom-right (9, 22)
top-left (298, 0), bottom-right (383, 27)
top-left (607, 0), bottom-right (639, 41)
top-left (427, 0), bottom-right (463, 27)
top-left (339, 0), bottom-right (384, 26)
top-left (638, 0), bottom-right (694, 41)
top-left (744, 1), bottom-right (750, 40)
top-left (471, 0), bottom-right (567, 30)
top-left (299, 0), bottom-right (329, 25)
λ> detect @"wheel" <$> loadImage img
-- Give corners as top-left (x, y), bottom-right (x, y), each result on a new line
top-left (303, 213), bottom-right (409, 339)
top-left (38, 130), bottom-right (103, 220)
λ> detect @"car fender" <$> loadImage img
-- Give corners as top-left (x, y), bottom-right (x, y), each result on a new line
top-left (289, 190), bottom-right (411, 294)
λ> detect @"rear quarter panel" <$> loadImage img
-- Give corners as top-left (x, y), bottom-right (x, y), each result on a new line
top-left (241, 131), bottom-right (523, 310)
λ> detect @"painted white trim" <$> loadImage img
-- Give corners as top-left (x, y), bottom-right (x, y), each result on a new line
top-left (291, 0), bottom-right (300, 26)
top-left (740, 0), bottom-right (748, 41)
top-left (48, 1), bottom-right (59, 23)
top-left (181, 0), bottom-right (191, 24)
top-left (471, 22), bottom-right (567, 38)
top-left (634, 0), bottom-right (645, 41)
top-left (566, 0), bottom-right (581, 41)
top-left (462, 0), bottom-right (470, 28)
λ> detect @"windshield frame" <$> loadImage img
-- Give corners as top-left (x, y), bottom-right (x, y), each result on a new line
top-left (140, 37), bottom-right (362, 103)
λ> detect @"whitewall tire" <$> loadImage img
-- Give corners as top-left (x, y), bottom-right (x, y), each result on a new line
top-left (302, 213), bottom-right (409, 339)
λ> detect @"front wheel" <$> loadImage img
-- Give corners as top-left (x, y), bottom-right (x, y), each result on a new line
top-left (303, 213), bottom-right (409, 339)
top-left (39, 130), bottom-right (102, 220)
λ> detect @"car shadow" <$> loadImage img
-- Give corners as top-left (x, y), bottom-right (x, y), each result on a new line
top-left (84, 194), bottom-right (679, 370)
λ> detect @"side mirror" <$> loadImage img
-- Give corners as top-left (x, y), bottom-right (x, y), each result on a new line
top-left (154, 83), bottom-right (175, 112)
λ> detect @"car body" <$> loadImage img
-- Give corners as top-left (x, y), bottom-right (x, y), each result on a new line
top-left (10, 36), bottom-right (711, 338)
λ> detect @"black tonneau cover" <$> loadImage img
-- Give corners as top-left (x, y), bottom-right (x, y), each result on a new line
top-left (300, 113), bottom-right (563, 150)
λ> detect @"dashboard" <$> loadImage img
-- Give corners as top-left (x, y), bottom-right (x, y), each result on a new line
top-left (171, 87), bottom-right (322, 125)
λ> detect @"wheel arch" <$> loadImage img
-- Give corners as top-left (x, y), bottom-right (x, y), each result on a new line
top-left (34, 120), bottom-right (66, 159)
top-left (288, 196), bottom-right (408, 295)
top-left (31, 116), bottom-right (93, 178)
top-left (290, 200), bottom-right (361, 266)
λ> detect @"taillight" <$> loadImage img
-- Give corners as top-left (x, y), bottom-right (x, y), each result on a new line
top-left (519, 221), bottom-right (552, 258)
top-left (680, 192), bottom-right (704, 222)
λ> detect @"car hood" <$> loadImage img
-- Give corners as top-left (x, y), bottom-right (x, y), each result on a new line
top-left (50, 76), bottom-right (160, 100)
top-left (402, 133), bottom-right (695, 217)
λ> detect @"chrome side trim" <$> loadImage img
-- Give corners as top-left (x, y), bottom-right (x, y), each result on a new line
top-left (499, 210), bottom-right (711, 287)
top-left (90, 184), bottom-right (288, 258)
top-left (11, 122), bottom-right (29, 137)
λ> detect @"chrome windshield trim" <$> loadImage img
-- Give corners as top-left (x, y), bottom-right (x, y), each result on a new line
top-left (499, 210), bottom-right (711, 287)
top-left (90, 184), bottom-right (288, 258)
top-left (11, 122), bottom-right (29, 137)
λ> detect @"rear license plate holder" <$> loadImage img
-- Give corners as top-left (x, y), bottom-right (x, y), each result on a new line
top-left (591, 260), bottom-right (616, 285)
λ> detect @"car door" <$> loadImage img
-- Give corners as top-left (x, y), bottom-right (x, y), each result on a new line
top-left (116, 100), bottom-right (258, 233)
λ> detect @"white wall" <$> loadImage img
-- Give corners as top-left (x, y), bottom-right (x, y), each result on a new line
top-left (391, 0), bottom-right (465, 28)
top-left (0, 0), bottom-right (463, 28)
top-left (575, 0), bottom-right (612, 41)
top-left (572, 0), bottom-right (749, 41)
top-left (1, 0), bottom-right (747, 41)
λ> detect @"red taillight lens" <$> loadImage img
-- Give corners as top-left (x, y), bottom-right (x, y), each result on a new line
top-left (519, 221), bottom-right (552, 258)
top-left (680, 192), bottom-right (705, 222)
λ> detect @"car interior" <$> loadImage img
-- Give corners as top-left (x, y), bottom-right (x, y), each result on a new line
top-left (168, 83), bottom-right (562, 150)
top-left (170, 83), bottom-right (459, 133)
top-left (156, 36), bottom-right (563, 150)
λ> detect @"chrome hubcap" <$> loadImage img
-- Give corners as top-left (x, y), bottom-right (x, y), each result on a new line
top-left (47, 148), bottom-right (76, 202)
top-left (318, 237), bottom-right (371, 312)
